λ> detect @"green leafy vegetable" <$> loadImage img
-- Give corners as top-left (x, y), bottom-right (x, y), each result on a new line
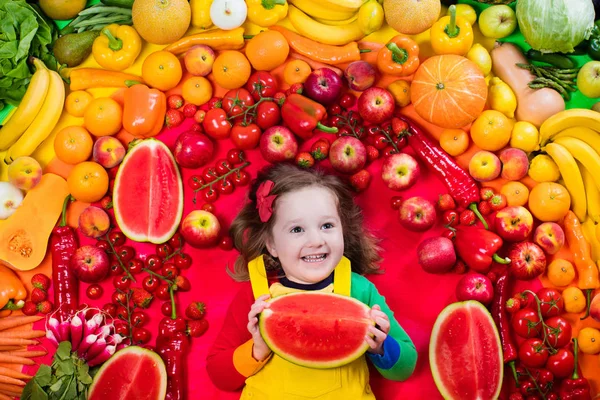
top-left (0, 0), bottom-right (57, 109)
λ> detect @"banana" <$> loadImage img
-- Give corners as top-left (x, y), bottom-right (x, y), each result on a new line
top-left (539, 108), bottom-right (600, 146)
top-left (544, 142), bottom-right (587, 222)
top-left (580, 163), bottom-right (600, 223)
top-left (553, 136), bottom-right (600, 192)
top-left (582, 218), bottom-right (600, 262)
top-left (553, 126), bottom-right (600, 156)
top-left (287, 5), bottom-right (365, 45)
top-left (315, 13), bottom-right (358, 26)
top-left (0, 59), bottom-right (50, 151)
top-left (288, 0), bottom-right (358, 21)
top-left (5, 69), bottom-right (65, 164)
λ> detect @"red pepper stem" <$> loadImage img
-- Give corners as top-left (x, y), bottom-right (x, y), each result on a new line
top-left (59, 195), bottom-right (74, 227)
top-left (572, 338), bottom-right (580, 380)
top-left (468, 203), bottom-right (488, 230)
top-left (445, 5), bottom-right (460, 38)
top-left (581, 289), bottom-right (593, 320)
top-left (169, 286), bottom-right (177, 320)
top-left (508, 361), bottom-right (518, 386)
top-left (386, 42), bottom-right (409, 65)
top-left (316, 122), bottom-right (338, 133)
top-left (492, 253), bottom-right (511, 264)
top-left (102, 28), bottom-right (123, 52)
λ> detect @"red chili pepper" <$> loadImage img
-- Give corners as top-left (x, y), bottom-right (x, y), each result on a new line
top-left (157, 317), bottom-right (189, 400)
top-left (491, 269), bottom-right (519, 384)
top-left (280, 93), bottom-right (337, 140)
top-left (559, 339), bottom-right (591, 400)
top-left (454, 226), bottom-right (510, 273)
top-left (51, 195), bottom-right (79, 321)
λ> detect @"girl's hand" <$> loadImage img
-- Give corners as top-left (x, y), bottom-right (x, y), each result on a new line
top-left (366, 305), bottom-right (390, 355)
top-left (248, 294), bottom-right (272, 361)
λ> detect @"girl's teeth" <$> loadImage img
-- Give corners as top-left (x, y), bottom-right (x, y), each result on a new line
top-left (303, 255), bottom-right (326, 262)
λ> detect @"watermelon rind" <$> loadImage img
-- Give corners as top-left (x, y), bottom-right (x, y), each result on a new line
top-left (259, 292), bottom-right (373, 369)
top-left (113, 139), bottom-right (183, 244)
top-left (88, 346), bottom-right (167, 400)
top-left (429, 301), bottom-right (503, 400)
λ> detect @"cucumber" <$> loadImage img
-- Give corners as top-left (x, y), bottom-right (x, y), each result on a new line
top-left (525, 49), bottom-right (576, 69)
top-left (100, 0), bottom-right (134, 8)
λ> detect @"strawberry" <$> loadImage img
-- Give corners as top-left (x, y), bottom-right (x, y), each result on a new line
top-left (478, 200), bottom-right (492, 216)
top-left (31, 274), bottom-right (51, 291)
top-left (366, 145), bottom-right (379, 163)
top-left (99, 195), bottom-right (113, 210)
top-left (207, 97), bottom-right (222, 109)
top-left (459, 209), bottom-right (476, 226)
top-left (285, 83), bottom-right (303, 96)
top-left (31, 288), bottom-right (47, 304)
top-left (350, 170), bottom-right (371, 192)
top-left (480, 187), bottom-right (495, 201)
top-left (194, 110), bottom-right (206, 124)
top-left (450, 259), bottom-right (467, 274)
top-left (182, 103), bottom-right (198, 118)
top-left (505, 297), bottom-right (521, 314)
top-left (185, 302), bottom-right (206, 320)
top-left (131, 288), bottom-right (153, 309)
top-left (437, 194), bottom-right (456, 211)
top-left (187, 319), bottom-right (209, 338)
top-left (295, 152), bottom-right (315, 168)
top-left (37, 300), bottom-right (53, 315)
top-left (391, 117), bottom-right (409, 136)
top-left (174, 276), bottom-right (191, 292)
top-left (489, 194), bottom-right (507, 211)
top-left (273, 92), bottom-right (286, 107)
top-left (167, 94), bottom-right (184, 110)
top-left (310, 139), bottom-right (330, 161)
top-left (22, 301), bottom-right (38, 316)
top-left (165, 109), bottom-right (184, 128)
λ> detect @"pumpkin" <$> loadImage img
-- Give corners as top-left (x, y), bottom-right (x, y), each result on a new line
top-left (410, 54), bottom-right (488, 129)
top-left (0, 173), bottom-right (69, 271)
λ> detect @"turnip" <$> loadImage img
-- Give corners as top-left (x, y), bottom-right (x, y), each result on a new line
top-left (0, 182), bottom-right (23, 220)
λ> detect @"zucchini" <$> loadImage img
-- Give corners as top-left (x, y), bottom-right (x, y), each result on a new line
top-left (525, 49), bottom-right (576, 69)
top-left (100, 0), bottom-right (134, 8)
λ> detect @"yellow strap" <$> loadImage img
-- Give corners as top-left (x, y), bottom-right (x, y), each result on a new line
top-left (333, 256), bottom-right (351, 296)
top-left (248, 255), bottom-right (270, 300)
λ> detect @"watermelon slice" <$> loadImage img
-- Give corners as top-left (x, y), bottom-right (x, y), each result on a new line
top-left (88, 346), bottom-right (167, 400)
top-left (429, 301), bottom-right (503, 400)
top-left (113, 139), bottom-right (183, 244)
top-left (259, 292), bottom-right (373, 369)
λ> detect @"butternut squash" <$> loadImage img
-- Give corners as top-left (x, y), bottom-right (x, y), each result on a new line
top-left (0, 173), bottom-right (69, 271)
top-left (490, 42), bottom-right (565, 128)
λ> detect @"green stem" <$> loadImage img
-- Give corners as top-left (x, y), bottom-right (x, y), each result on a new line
top-left (508, 361), bottom-right (518, 387)
top-left (142, 268), bottom-right (174, 286)
top-left (261, 0), bottom-right (285, 9)
top-left (572, 338), bottom-right (580, 379)
top-left (524, 367), bottom-right (548, 400)
top-left (445, 5), bottom-right (460, 38)
top-left (316, 122), bottom-right (338, 133)
top-left (59, 195), bottom-right (74, 227)
top-left (192, 160), bottom-right (251, 204)
top-left (492, 253), bottom-right (511, 264)
top-left (386, 42), bottom-right (408, 65)
top-left (105, 229), bottom-right (136, 282)
top-left (359, 49), bottom-right (371, 53)
top-left (580, 289), bottom-right (593, 320)
top-left (169, 286), bottom-right (177, 320)
top-left (468, 203), bottom-right (488, 230)
top-left (102, 27), bottom-right (123, 51)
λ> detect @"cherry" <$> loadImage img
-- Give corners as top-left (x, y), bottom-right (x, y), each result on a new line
top-left (95, 240), bottom-right (110, 251)
top-left (174, 253), bottom-right (192, 269)
top-left (133, 327), bottom-right (151, 344)
top-left (339, 93), bottom-right (356, 109)
top-left (108, 231), bottom-right (126, 247)
top-left (142, 275), bottom-right (160, 293)
top-left (156, 243), bottom-right (173, 259)
top-left (116, 246), bottom-right (135, 263)
top-left (131, 311), bottom-right (149, 327)
top-left (219, 236), bottom-right (234, 251)
top-left (128, 259), bottom-right (144, 275)
top-left (390, 196), bottom-right (403, 210)
top-left (156, 284), bottom-right (171, 301)
top-left (145, 254), bottom-right (163, 271)
top-left (86, 284), bottom-right (103, 300)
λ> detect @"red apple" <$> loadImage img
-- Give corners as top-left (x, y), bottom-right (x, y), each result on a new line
top-left (494, 206), bottom-right (534, 242)
top-left (508, 241), bottom-right (546, 280)
top-left (381, 153), bottom-right (420, 191)
top-left (303, 68), bottom-right (343, 106)
top-left (357, 87), bottom-right (395, 124)
top-left (329, 136), bottom-right (367, 174)
top-left (70, 245), bottom-right (110, 283)
top-left (417, 237), bottom-right (456, 273)
top-left (174, 131), bottom-right (214, 169)
top-left (398, 196), bottom-right (436, 232)
top-left (260, 125), bottom-right (298, 163)
top-left (455, 272), bottom-right (494, 306)
top-left (180, 210), bottom-right (221, 248)
top-left (533, 222), bottom-right (565, 255)
top-left (344, 61), bottom-right (376, 91)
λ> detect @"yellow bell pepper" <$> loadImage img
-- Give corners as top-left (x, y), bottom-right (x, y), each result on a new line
top-left (430, 5), bottom-right (473, 56)
top-left (247, 0), bottom-right (288, 27)
top-left (92, 24), bottom-right (142, 71)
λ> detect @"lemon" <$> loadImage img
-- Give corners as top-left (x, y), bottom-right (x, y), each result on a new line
top-left (449, 4), bottom-right (477, 26)
top-left (488, 77), bottom-right (516, 119)
top-left (466, 43), bottom-right (492, 76)
top-left (528, 154), bottom-right (560, 183)
top-left (190, 0), bottom-right (213, 30)
top-left (39, 0), bottom-right (86, 20)
top-left (510, 121), bottom-right (540, 152)
top-left (358, 0), bottom-right (384, 35)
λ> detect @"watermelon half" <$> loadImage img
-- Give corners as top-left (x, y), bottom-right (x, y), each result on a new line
top-left (259, 292), bottom-right (373, 369)
top-left (88, 346), bottom-right (167, 400)
top-left (429, 301), bottom-right (503, 400)
top-left (113, 139), bottom-right (183, 244)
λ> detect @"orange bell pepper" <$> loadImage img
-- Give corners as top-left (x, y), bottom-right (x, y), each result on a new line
top-left (376, 35), bottom-right (420, 77)
top-left (0, 264), bottom-right (26, 315)
top-left (122, 84), bottom-right (166, 138)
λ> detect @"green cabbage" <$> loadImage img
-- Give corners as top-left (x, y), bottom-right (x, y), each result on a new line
top-left (516, 0), bottom-right (595, 53)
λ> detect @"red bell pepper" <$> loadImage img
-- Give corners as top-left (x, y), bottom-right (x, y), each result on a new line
top-left (559, 339), bottom-right (591, 400)
top-left (157, 317), bottom-right (188, 400)
top-left (281, 93), bottom-right (337, 140)
top-left (454, 226), bottom-right (510, 273)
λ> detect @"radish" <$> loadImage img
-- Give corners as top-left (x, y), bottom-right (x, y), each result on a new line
top-left (70, 314), bottom-right (83, 351)
top-left (0, 182), bottom-right (23, 220)
top-left (88, 345), bottom-right (116, 367)
top-left (86, 338), bottom-right (106, 360)
top-left (77, 333), bottom-right (98, 358)
top-left (46, 329), bottom-right (59, 347)
top-left (46, 316), bottom-right (62, 342)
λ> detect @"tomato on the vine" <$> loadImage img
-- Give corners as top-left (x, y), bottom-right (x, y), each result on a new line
top-left (156, 243), bottom-right (173, 259)
top-left (217, 179), bottom-right (235, 195)
top-left (114, 323), bottom-right (130, 336)
top-left (203, 188), bottom-right (219, 203)
top-left (102, 303), bottom-right (117, 318)
top-left (536, 288), bottom-right (564, 318)
top-left (203, 108), bottom-right (231, 140)
top-left (232, 169), bottom-right (250, 186)
top-left (255, 101), bottom-right (281, 130)
top-left (133, 327), bottom-right (151, 344)
top-left (145, 254), bottom-right (163, 271)
top-left (142, 275), bottom-right (160, 293)
top-left (112, 291), bottom-right (127, 306)
top-left (187, 175), bottom-right (203, 191)
top-left (230, 123), bottom-right (261, 150)
top-left (223, 88), bottom-right (254, 117)
top-left (214, 159), bottom-right (232, 175)
top-left (202, 167), bottom-right (219, 183)
top-left (245, 71), bottom-right (278, 101)
top-left (372, 135), bottom-right (388, 150)
top-left (128, 259), bottom-right (144, 274)
top-left (201, 203), bottom-right (216, 213)
top-left (168, 232), bottom-right (184, 249)
top-left (544, 316), bottom-right (572, 348)
top-left (227, 149), bottom-right (245, 165)
top-left (86, 284), bottom-right (103, 300)
top-left (512, 308), bottom-right (542, 338)
top-left (131, 311), bottom-right (149, 327)
top-left (108, 231), bottom-right (126, 247)
top-left (518, 338), bottom-right (549, 368)
top-left (162, 263), bottom-right (178, 279)
top-left (382, 146), bottom-right (397, 157)
top-left (545, 348), bottom-right (574, 379)
top-left (113, 276), bottom-right (132, 291)
top-left (174, 253), bottom-right (192, 269)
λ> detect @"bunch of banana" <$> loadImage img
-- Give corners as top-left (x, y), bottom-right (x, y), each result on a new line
top-left (539, 109), bottom-right (600, 225)
top-left (2, 59), bottom-right (65, 164)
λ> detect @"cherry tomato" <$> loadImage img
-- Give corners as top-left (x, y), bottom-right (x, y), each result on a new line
top-left (156, 243), bottom-right (173, 259)
top-left (219, 236), bottom-right (233, 251)
top-left (255, 101), bottom-right (281, 130)
top-left (349, 112), bottom-right (362, 126)
top-left (202, 167), bottom-right (219, 183)
top-left (441, 229), bottom-right (456, 240)
top-left (202, 108), bottom-right (231, 140)
top-left (145, 254), bottom-right (163, 271)
top-left (168, 232), bottom-right (184, 249)
top-left (337, 126), bottom-right (352, 137)
top-left (217, 179), bottom-right (234, 195)
top-left (531, 369), bottom-right (553, 392)
top-left (328, 104), bottom-right (342, 116)
top-left (222, 88), bottom-right (254, 117)
top-left (512, 308), bottom-right (542, 338)
top-left (536, 288), bottom-right (564, 318)
top-left (372, 135), bottom-right (388, 150)
top-left (443, 210), bottom-right (459, 227)
top-left (162, 263), bottom-right (178, 279)
top-left (128, 259), bottom-right (144, 275)
top-left (116, 246), bottom-right (135, 263)
top-left (109, 260), bottom-right (123, 276)
top-left (102, 303), bottom-right (117, 318)
top-left (142, 275), bottom-right (160, 293)
top-left (214, 159), bottom-right (232, 175)
top-left (232, 169), bottom-right (250, 186)
top-left (111, 291), bottom-right (128, 308)
top-left (114, 323), bottom-right (130, 336)
top-left (546, 393), bottom-right (559, 400)
top-left (96, 240), bottom-right (110, 251)
top-left (226, 149), bottom-right (245, 165)
top-left (339, 93), bottom-right (356, 109)
top-left (201, 203), bottom-right (216, 213)
top-left (509, 393), bottom-right (524, 400)
top-left (245, 71), bottom-right (278, 101)
top-left (116, 305), bottom-right (129, 320)
top-left (188, 175), bottom-right (203, 191)
top-left (174, 253), bottom-right (192, 269)
top-left (203, 188), bottom-right (219, 203)
top-left (132, 327), bottom-right (151, 344)
top-left (161, 301), bottom-right (173, 317)
top-left (390, 196), bottom-right (403, 210)
top-left (544, 316), bottom-right (572, 348)
top-left (108, 231), bottom-right (126, 247)
top-left (382, 146), bottom-right (397, 157)
top-left (519, 380), bottom-right (535, 396)
top-left (86, 284), bottom-right (103, 300)
top-left (131, 311), bottom-right (149, 327)
top-left (545, 348), bottom-right (574, 379)
top-left (519, 338), bottom-right (549, 368)
top-left (113, 276), bottom-right (131, 291)
top-left (156, 284), bottom-right (171, 301)
top-left (231, 123), bottom-right (261, 150)
top-left (394, 135), bottom-right (408, 150)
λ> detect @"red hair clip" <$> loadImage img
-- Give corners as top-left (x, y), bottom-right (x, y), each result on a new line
top-left (256, 180), bottom-right (277, 222)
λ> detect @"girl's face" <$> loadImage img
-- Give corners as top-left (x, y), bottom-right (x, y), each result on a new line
top-left (265, 186), bottom-right (344, 285)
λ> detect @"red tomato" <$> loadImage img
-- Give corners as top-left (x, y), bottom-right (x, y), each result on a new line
top-left (162, 263), bottom-right (178, 279)
top-left (230, 123), bottom-right (261, 150)
top-left (203, 108), bottom-right (232, 140)
top-left (255, 101), bottom-right (281, 130)
top-left (108, 231), bottom-right (126, 247)
top-left (227, 149), bottom-right (245, 165)
top-left (113, 276), bottom-right (131, 291)
top-left (203, 188), bottom-right (219, 203)
top-left (116, 246), bottom-right (135, 262)
top-left (86, 284), bottom-right (103, 300)
top-left (156, 284), bottom-right (171, 301)
top-left (168, 232), bottom-right (184, 249)
top-left (142, 275), bottom-right (160, 293)
top-left (545, 348), bottom-right (574, 379)
top-left (174, 253), bottom-right (192, 270)
top-left (132, 327), bottom-right (151, 344)
top-left (245, 71), bottom-right (278, 101)
top-left (145, 254), bottom-right (163, 271)
top-left (512, 308), bottom-right (542, 338)
top-left (156, 243), bottom-right (173, 259)
top-left (214, 159), bottom-right (232, 175)
top-left (536, 288), bottom-right (564, 318)
top-left (222, 88), bottom-right (254, 117)
top-left (232, 169), bottom-right (250, 186)
top-left (131, 311), bottom-right (148, 327)
top-left (202, 167), bottom-right (219, 183)
top-left (518, 338), bottom-right (549, 368)
top-left (128, 259), bottom-right (144, 274)
top-left (217, 179), bottom-right (234, 195)
top-left (544, 316), bottom-right (572, 348)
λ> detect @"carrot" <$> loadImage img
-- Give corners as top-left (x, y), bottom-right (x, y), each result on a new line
top-left (0, 376), bottom-right (24, 387)
top-left (0, 366), bottom-right (32, 380)
top-left (0, 383), bottom-right (23, 395)
top-left (0, 354), bottom-right (35, 365)
top-left (0, 392), bottom-right (12, 400)
top-left (1, 349), bottom-right (46, 359)
top-left (63, 68), bottom-right (144, 91)
top-left (0, 338), bottom-right (37, 347)
top-left (0, 330), bottom-right (45, 340)
top-left (0, 316), bottom-right (42, 331)
top-left (289, 52), bottom-right (343, 76)
top-left (0, 347), bottom-right (21, 352)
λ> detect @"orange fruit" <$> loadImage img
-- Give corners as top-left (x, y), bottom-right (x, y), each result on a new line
top-left (562, 286), bottom-right (586, 314)
top-left (245, 30), bottom-right (289, 71)
top-left (546, 259), bottom-right (575, 287)
top-left (501, 181), bottom-right (529, 207)
top-left (212, 51), bottom-right (251, 90)
top-left (142, 50), bottom-right (183, 91)
top-left (182, 77), bottom-right (213, 106)
top-left (67, 161), bottom-right (109, 203)
top-left (54, 126), bottom-right (93, 165)
top-left (83, 97), bottom-right (123, 137)
top-left (283, 60), bottom-right (311, 85)
top-left (578, 327), bottom-right (600, 354)
top-left (65, 91), bottom-right (93, 117)
top-left (470, 110), bottom-right (513, 151)
top-left (387, 79), bottom-right (411, 108)
top-left (528, 182), bottom-right (571, 222)
top-left (439, 129), bottom-right (469, 156)
top-left (132, 0), bottom-right (191, 45)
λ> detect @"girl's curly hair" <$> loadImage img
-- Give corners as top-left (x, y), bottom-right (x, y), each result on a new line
top-left (228, 163), bottom-right (382, 281)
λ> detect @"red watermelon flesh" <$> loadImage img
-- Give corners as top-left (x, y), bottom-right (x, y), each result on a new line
top-left (429, 301), bottom-right (503, 400)
top-left (88, 346), bottom-right (167, 400)
top-left (113, 139), bottom-right (183, 244)
top-left (259, 292), bottom-right (373, 369)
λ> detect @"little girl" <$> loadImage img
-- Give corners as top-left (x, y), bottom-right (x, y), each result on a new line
top-left (206, 163), bottom-right (417, 399)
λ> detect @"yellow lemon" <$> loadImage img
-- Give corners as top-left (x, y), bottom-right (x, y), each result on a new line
top-left (578, 327), bottom-right (600, 355)
top-left (448, 3), bottom-right (477, 26)
top-left (466, 43), bottom-right (492, 76)
top-left (562, 286), bottom-right (586, 314)
top-left (511, 121), bottom-right (540, 152)
top-left (528, 154), bottom-right (560, 183)
top-left (488, 77), bottom-right (517, 119)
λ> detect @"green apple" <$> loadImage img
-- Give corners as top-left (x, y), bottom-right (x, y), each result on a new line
top-left (577, 61), bottom-right (600, 99)
top-left (478, 5), bottom-right (517, 39)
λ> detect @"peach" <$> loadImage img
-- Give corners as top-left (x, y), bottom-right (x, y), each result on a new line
top-left (184, 45), bottom-right (216, 77)
top-left (92, 136), bottom-right (126, 169)
top-left (78, 205), bottom-right (110, 238)
top-left (7, 156), bottom-right (42, 191)
top-left (590, 293), bottom-right (600, 323)
top-left (344, 61), bottom-right (376, 91)
top-left (468, 150), bottom-right (501, 182)
top-left (499, 147), bottom-right (529, 181)
top-left (533, 222), bottom-right (565, 255)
